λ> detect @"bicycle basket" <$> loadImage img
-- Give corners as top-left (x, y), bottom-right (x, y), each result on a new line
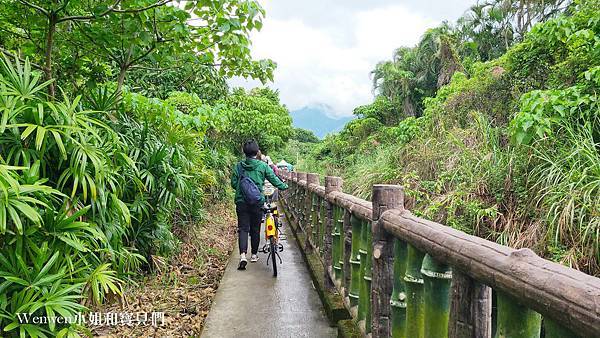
top-left (264, 182), bottom-right (276, 197)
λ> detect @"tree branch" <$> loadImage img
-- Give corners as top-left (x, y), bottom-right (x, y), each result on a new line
top-left (111, 0), bottom-right (172, 14)
top-left (56, 0), bottom-right (121, 23)
top-left (126, 45), bottom-right (156, 68)
top-left (56, 0), bottom-right (172, 23)
top-left (16, 0), bottom-right (49, 17)
top-left (56, 0), bottom-right (71, 13)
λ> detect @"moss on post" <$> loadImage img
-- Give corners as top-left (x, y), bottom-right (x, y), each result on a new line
top-left (544, 318), bottom-right (581, 338)
top-left (358, 218), bottom-right (368, 323)
top-left (495, 291), bottom-right (541, 338)
top-left (333, 205), bottom-right (343, 280)
top-left (319, 197), bottom-right (326, 255)
top-left (364, 219), bottom-right (373, 334)
top-left (421, 254), bottom-right (452, 338)
top-left (404, 245), bottom-right (425, 338)
top-left (349, 214), bottom-right (361, 308)
top-left (391, 239), bottom-right (408, 338)
top-left (309, 191), bottom-right (318, 249)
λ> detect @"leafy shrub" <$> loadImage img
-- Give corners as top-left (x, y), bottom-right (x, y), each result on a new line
top-left (0, 57), bottom-right (255, 335)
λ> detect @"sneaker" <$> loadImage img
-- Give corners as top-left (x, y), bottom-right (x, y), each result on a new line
top-left (238, 253), bottom-right (247, 270)
top-left (250, 254), bottom-right (259, 263)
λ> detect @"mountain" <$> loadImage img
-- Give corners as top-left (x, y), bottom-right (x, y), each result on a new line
top-left (290, 106), bottom-right (353, 138)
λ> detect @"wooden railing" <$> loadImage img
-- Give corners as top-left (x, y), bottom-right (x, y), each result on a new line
top-left (278, 171), bottom-right (600, 338)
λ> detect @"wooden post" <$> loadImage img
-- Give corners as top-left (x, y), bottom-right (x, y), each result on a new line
top-left (333, 206), bottom-right (345, 281)
top-left (405, 245), bottom-right (425, 338)
top-left (349, 214), bottom-right (362, 309)
top-left (448, 270), bottom-right (492, 338)
top-left (343, 209), bottom-right (352, 299)
top-left (325, 176), bottom-right (342, 292)
top-left (391, 239), bottom-right (408, 338)
top-left (319, 198), bottom-right (326, 255)
top-left (422, 254), bottom-right (452, 338)
top-left (364, 219), bottom-right (373, 334)
top-left (296, 172), bottom-right (307, 234)
top-left (291, 172), bottom-right (299, 223)
top-left (319, 196), bottom-right (324, 251)
top-left (305, 173), bottom-right (319, 252)
top-left (358, 218), bottom-right (368, 325)
top-left (371, 185), bottom-right (404, 338)
top-left (334, 206), bottom-right (344, 280)
top-left (332, 205), bottom-right (341, 278)
top-left (544, 318), bottom-right (582, 338)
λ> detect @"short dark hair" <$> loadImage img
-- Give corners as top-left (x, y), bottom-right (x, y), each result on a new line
top-left (243, 139), bottom-right (260, 157)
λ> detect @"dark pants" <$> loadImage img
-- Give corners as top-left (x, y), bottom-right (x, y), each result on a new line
top-left (236, 202), bottom-right (262, 255)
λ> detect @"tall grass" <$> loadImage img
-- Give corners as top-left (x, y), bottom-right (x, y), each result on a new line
top-left (529, 119), bottom-right (600, 271)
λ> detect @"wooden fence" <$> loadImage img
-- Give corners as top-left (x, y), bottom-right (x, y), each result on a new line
top-left (278, 171), bottom-right (600, 338)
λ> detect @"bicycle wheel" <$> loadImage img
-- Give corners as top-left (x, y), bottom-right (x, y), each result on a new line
top-left (269, 236), bottom-right (278, 277)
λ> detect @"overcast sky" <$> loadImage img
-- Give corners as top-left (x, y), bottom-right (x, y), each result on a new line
top-left (231, 0), bottom-right (477, 118)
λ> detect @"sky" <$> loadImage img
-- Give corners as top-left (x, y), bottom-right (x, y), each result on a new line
top-left (231, 0), bottom-right (477, 118)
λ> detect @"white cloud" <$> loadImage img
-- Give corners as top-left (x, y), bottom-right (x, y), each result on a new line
top-left (230, 1), bottom-right (474, 117)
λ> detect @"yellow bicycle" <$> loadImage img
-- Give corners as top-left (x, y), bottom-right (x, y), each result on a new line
top-left (260, 185), bottom-right (283, 277)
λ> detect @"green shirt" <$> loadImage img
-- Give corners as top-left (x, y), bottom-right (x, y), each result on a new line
top-left (230, 158), bottom-right (288, 204)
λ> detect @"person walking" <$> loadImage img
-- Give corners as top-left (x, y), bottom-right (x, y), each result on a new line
top-left (230, 140), bottom-right (288, 270)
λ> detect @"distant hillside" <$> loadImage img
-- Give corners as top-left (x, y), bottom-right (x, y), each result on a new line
top-left (290, 106), bottom-right (353, 138)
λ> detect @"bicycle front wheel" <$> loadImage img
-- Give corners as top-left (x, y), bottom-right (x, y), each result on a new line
top-left (269, 236), bottom-right (277, 277)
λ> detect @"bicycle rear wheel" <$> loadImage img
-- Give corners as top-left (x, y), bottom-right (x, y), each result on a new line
top-left (269, 236), bottom-right (277, 277)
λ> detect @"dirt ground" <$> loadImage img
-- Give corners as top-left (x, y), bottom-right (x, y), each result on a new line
top-left (93, 202), bottom-right (237, 337)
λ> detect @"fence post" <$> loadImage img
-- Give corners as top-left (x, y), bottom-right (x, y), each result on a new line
top-left (391, 239), bottom-right (408, 338)
top-left (319, 197), bottom-right (326, 255)
top-left (405, 245), bottom-right (425, 338)
top-left (364, 218), bottom-right (373, 334)
top-left (334, 205), bottom-right (344, 281)
top-left (544, 318), bottom-right (581, 338)
top-left (343, 209), bottom-right (352, 300)
top-left (305, 173), bottom-right (319, 253)
top-left (296, 172), bottom-right (307, 234)
top-left (349, 214), bottom-right (362, 311)
top-left (371, 185), bottom-right (404, 338)
top-left (422, 253), bottom-right (452, 338)
top-left (495, 292), bottom-right (541, 338)
top-left (289, 172), bottom-right (297, 223)
top-left (358, 218), bottom-right (368, 327)
top-left (448, 270), bottom-right (492, 338)
top-left (325, 176), bottom-right (342, 292)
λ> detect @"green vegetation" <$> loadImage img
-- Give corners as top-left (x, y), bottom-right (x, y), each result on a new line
top-left (272, 128), bottom-right (320, 170)
top-left (301, 0), bottom-right (599, 276)
top-left (0, 0), bottom-right (292, 336)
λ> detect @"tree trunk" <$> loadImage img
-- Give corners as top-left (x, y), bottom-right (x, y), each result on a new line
top-left (45, 14), bottom-right (57, 98)
top-left (117, 66), bottom-right (128, 94)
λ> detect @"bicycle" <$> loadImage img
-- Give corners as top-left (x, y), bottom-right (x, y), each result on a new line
top-left (260, 185), bottom-right (283, 277)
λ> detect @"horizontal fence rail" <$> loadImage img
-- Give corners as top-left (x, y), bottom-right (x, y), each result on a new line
top-left (278, 171), bottom-right (600, 338)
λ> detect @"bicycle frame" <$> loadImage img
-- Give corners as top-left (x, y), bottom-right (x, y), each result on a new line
top-left (261, 193), bottom-right (283, 276)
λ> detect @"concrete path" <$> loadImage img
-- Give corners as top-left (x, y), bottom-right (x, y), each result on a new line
top-left (202, 216), bottom-right (336, 338)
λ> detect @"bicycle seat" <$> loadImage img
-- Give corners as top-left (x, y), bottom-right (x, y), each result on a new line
top-left (262, 204), bottom-right (277, 213)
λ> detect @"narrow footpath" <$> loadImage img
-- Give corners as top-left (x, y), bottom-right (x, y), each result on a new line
top-left (201, 214), bottom-right (336, 338)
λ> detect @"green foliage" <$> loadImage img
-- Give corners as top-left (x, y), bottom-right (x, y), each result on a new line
top-left (0, 0), bottom-right (289, 334)
top-left (528, 119), bottom-right (600, 269)
top-left (224, 88), bottom-right (293, 154)
top-left (353, 95), bottom-right (400, 125)
top-left (301, 0), bottom-right (600, 276)
top-left (0, 52), bottom-right (288, 335)
top-left (292, 128), bottom-right (320, 143)
top-left (0, 0), bottom-right (275, 96)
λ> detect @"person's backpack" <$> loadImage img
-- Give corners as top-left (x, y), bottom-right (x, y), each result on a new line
top-left (237, 163), bottom-right (262, 205)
